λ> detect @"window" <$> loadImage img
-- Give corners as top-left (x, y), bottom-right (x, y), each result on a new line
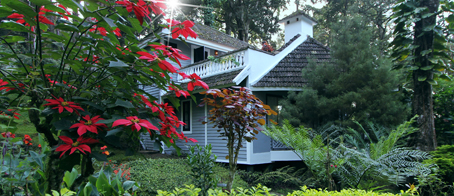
top-left (267, 95), bottom-right (283, 125)
top-left (164, 41), bottom-right (177, 48)
top-left (181, 100), bottom-right (192, 133)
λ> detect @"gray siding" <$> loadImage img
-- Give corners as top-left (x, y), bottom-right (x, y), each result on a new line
top-left (142, 85), bottom-right (161, 101)
top-left (164, 94), bottom-right (247, 162)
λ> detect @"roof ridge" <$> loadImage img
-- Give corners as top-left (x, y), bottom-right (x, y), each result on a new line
top-left (192, 22), bottom-right (253, 48)
top-left (304, 36), bottom-right (330, 51)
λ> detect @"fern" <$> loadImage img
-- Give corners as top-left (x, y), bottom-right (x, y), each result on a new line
top-left (264, 118), bottom-right (432, 191)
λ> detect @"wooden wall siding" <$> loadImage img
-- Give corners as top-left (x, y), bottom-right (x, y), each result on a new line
top-left (253, 36), bottom-right (331, 88)
top-left (142, 85), bottom-right (161, 101)
top-left (140, 133), bottom-right (156, 150)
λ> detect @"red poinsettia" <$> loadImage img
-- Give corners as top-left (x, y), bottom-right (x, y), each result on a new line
top-left (112, 28), bottom-right (122, 36)
top-left (89, 26), bottom-right (108, 36)
top-left (149, 0), bottom-right (167, 16)
top-left (166, 19), bottom-right (197, 39)
top-left (56, 136), bottom-right (98, 158)
top-left (179, 73), bottom-right (209, 91)
top-left (112, 116), bottom-right (159, 135)
top-left (7, 8), bottom-right (54, 30)
top-left (0, 79), bottom-right (13, 92)
top-left (57, 4), bottom-right (71, 20)
top-left (168, 85), bottom-right (190, 98)
top-left (137, 51), bottom-right (179, 73)
top-left (44, 97), bottom-right (84, 113)
top-left (70, 115), bottom-right (107, 136)
top-left (150, 44), bottom-right (190, 67)
top-left (116, 0), bottom-right (150, 25)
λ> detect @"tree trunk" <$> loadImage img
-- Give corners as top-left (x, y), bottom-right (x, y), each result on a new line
top-left (412, 0), bottom-right (439, 151)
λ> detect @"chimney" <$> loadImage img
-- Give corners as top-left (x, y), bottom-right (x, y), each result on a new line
top-left (279, 11), bottom-right (317, 43)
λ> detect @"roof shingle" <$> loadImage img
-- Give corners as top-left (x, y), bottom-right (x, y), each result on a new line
top-left (192, 23), bottom-right (251, 49)
top-left (253, 36), bottom-right (331, 88)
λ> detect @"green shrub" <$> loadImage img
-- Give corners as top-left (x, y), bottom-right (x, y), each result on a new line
top-left (237, 166), bottom-right (304, 190)
top-left (127, 158), bottom-right (248, 195)
top-left (157, 184), bottom-right (400, 196)
top-left (425, 145), bottom-right (454, 184)
top-left (187, 144), bottom-right (218, 196)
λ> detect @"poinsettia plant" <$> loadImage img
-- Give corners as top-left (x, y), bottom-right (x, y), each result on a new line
top-left (0, 0), bottom-right (206, 193)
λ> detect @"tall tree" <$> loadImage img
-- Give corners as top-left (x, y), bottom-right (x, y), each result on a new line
top-left (280, 16), bottom-right (409, 128)
top-left (390, 0), bottom-right (453, 151)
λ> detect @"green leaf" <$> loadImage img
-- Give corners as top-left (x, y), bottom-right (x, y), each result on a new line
top-left (447, 14), bottom-right (454, 24)
top-left (63, 167), bottom-right (79, 188)
top-left (115, 99), bottom-right (134, 108)
top-left (29, 151), bottom-right (45, 170)
top-left (0, 21), bottom-right (33, 33)
top-left (55, 23), bottom-right (79, 32)
top-left (2, 0), bottom-right (36, 19)
top-left (123, 181), bottom-right (136, 191)
top-left (96, 172), bottom-right (112, 195)
top-left (106, 127), bottom-right (123, 137)
top-left (418, 76), bottom-right (427, 81)
top-left (29, 0), bottom-right (53, 6)
top-left (2, 35), bottom-right (26, 43)
top-left (426, 79), bottom-right (437, 85)
top-left (0, 6), bottom-right (13, 17)
top-left (109, 60), bottom-right (129, 68)
top-left (420, 65), bottom-right (433, 71)
top-left (83, 182), bottom-right (93, 196)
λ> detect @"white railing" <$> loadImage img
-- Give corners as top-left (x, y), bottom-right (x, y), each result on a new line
top-left (178, 50), bottom-right (247, 81)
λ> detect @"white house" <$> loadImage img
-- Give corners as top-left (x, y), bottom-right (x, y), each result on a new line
top-left (139, 11), bottom-right (331, 165)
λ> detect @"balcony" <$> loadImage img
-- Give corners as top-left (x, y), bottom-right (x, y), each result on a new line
top-left (177, 49), bottom-right (247, 82)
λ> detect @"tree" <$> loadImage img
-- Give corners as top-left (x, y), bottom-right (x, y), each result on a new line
top-left (201, 87), bottom-right (276, 191)
top-left (390, 0), bottom-right (453, 151)
top-left (280, 16), bottom-right (409, 129)
top-left (0, 0), bottom-right (205, 193)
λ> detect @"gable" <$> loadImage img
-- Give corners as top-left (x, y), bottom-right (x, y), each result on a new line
top-left (253, 37), bottom-right (331, 88)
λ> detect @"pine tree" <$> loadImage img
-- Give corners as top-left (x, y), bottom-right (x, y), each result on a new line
top-left (280, 16), bottom-right (410, 128)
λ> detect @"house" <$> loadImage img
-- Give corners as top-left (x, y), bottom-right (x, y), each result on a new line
top-left (139, 11), bottom-right (331, 165)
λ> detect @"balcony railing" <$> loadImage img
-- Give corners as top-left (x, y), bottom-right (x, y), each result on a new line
top-left (177, 50), bottom-right (247, 81)
top-left (271, 139), bottom-right (293, 150)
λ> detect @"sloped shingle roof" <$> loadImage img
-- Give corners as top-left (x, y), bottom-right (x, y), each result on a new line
top-left (253, 36), bottom-right (331, 88)
top-left (279, 10), bottom-right (317, 23)
top-left (180, 69), bottom-right (243, 91)
top-left (192, 23), bottom-right (250, 49)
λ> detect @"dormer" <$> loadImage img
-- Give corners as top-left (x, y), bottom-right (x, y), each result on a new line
top-left (279, 11), bottom-right (317, 43)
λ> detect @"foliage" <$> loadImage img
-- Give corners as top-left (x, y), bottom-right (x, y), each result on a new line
top-left (338, 118), bottom-right (432, 190)
top-left (1, 133), bottom-right (50, 196)
top-left (237, 166), bottom-right (305, 190)
top-left (433, 80), bottom-right (454, 145)
top-left (126, 158), bottom-right (248, 195)
top-left (77, 166), bottom-right (139, 196)
top-left (0, 0), bottom-right (205, 192)
top-left (289, 186), bottom-right (400, 196)
top-left (264, 118), bottom-right (432, 191)
top-left (423, 145), bottom-right (454, 186)
top-left (187, 144), bottom-right (218, 196)
top-left (280, 16), bottom-right (409, 129)
top-left (158, 184), bottom-right (274, 196)
top-left (201, 87), bottom-right (275, 190)
top-left (415, 163), bottom-right (454, 196)
top-left (389, 0), bottom-right (454, 151)
top-left (157, 184), bottom-right (401, 196)
top-left (263, 121), bottom-right (343, 190)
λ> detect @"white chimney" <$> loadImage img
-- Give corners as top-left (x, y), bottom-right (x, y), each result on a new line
top-left (279, 11), bottom-right (317, 43)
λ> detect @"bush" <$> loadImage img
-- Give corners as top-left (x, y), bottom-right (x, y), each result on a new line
top-left (187, 144), bottom-right (218, 196)
top-left (237, 166), bottom-right (304, 190)
top-left (157, 184), bottom-right (400, 196)
top-left (425, 145), bottom-right (454, 184)
top-left (127, 158), bottom-right (248, 195)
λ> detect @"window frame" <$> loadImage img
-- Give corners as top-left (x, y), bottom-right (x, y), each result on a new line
top-left (181, 100), bottom-right (192, 134)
